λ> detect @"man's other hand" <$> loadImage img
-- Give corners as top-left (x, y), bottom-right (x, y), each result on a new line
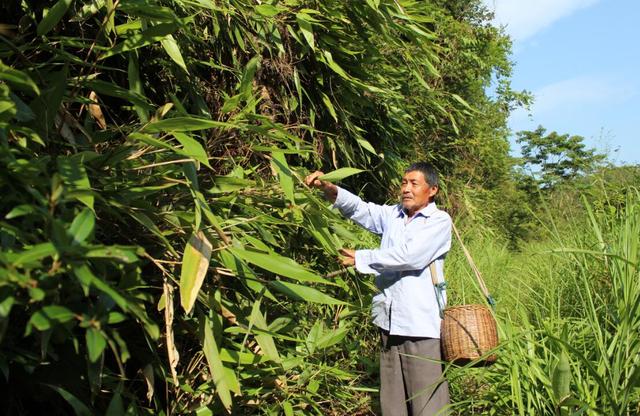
top-left (339, 248), bottom-right (355, 267)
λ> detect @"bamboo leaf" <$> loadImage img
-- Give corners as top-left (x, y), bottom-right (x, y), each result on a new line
top-left (173, 133), bottom-right (211, 168)
top-left (247, 299), bottom-right (281, 363)
top-left (229, 247), bottom-right (333, 285)
top-left (202, 316), bottom-right (232, 411)
top-left (296, 13), bottom-right (315, 50)
top-left (29, 305), bottom-right (75, 332)
top-left (85, 328), bottom-right (107, 362)
top-left (128, 51), bottom-right (148, 122)
top-left (180, 232), bottom-right (213, 314)
top-left (69, 208), bottom-right (95, 244)
top-left (239, 56), bottom-right (261, 97)
top-left (271, 151), bottom-right (295, 205)
top-left (255, 4), bottom-right (282, 17)
top-left (37, 0), bottom-right (74, 36)
top-left (84, 245), bottom-right (140, 263)
top-left (269, 281), bottom-right (346, 305)
top-left (0, 61), bottom-right (40, 95)
top-left (85, 79), bottom-right (153, 111)
top-left (57, 155), bottom-right (94, 210)
top-left (321, 92), bottom-right (337, 121)
top-left (105, 393), bottom-right (124, 416)
top-left (9, 243), bottom-right (57, 266)
top-left (318, 167), bottom-right (365, 183)
top-left (142, 116), bottom-right (231, 133)
top-left (99, 23), bottom-right (180, 59)
top-left (161, 34), bottom-right (188, 73)
top-left (46, 385), bottom-right (92, 416)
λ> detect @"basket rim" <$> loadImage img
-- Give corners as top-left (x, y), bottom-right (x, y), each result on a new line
top-left (444, 303), bottom-right (493, 311)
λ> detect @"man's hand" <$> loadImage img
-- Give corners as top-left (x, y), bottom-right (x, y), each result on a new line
top-left (304, 171), bottom-right (338, 202)
top-left (339, 248), bottom-right (355, 267)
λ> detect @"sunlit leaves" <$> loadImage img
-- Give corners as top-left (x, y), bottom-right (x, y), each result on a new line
top-left (180, 232), bottom-right (213, 314)
top-left (229, 247), bottom-right (332, 285)
top-left (37, 0), bottom-right (74, 36)
top-left (318, 167), bottom-right (365, 183)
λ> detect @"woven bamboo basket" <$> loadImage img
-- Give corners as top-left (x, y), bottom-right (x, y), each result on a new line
top-left (441, 304), bottom-right (498, 365)
top-left (431, 223), bottom-right (499, 366)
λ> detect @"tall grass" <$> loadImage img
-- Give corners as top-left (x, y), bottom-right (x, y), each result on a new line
top-left (447, 188), bottom-right (640, 415)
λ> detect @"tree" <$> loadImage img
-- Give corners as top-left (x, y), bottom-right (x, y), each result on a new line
top-left (516, 126), bottom-right (606, 189)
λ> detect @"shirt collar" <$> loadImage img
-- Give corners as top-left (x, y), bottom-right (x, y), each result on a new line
top-left (397, 201), bottom-right (438, 218)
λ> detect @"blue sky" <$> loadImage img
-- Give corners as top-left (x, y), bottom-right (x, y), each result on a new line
top-left (482, 0), bottom-right (640, 165)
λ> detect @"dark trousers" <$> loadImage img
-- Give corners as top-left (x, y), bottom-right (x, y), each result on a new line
top-left (380, 330), bottom-right (450, 416)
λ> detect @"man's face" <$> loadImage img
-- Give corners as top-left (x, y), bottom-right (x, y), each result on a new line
top-left (401, 170), bottom-right (438, 216)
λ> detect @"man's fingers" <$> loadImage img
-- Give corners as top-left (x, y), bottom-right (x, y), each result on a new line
top-left (304, 171), bottom-right (324, 187)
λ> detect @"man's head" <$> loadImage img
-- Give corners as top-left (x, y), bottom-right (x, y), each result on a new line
top-left (401, 162), bottom-right (439, 216)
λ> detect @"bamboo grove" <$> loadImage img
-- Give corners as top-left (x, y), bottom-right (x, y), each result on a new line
top-left (1, 0), bottom-right (532, 414)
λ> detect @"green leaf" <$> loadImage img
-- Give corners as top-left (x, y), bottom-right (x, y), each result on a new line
top-left (255, 4), bottom-right (282, 17)
top-left (161, 34), bottom-right (188, 73)
top-left (5, 204), bottom-right (36, 219)
top-left (99, 23), bottom-right (180, 59)
top-left (85, 79), bottom-right (153, 111)
top-left (269, 281), bottom-right (346, 305)
top-left (451, 93), bottom-right (474, 111)
top-left (318, 167), bottom-right (365, 182)
top-left (84, 245), bottom-right (140, 263)
top-left (180, 232), bottom-right (213, 314)
top-left (202, 316), bottom-right (232, 412)
top-left (283, 401), bottom-right (294, 416)
top-left (173, 132), bottom-right (211, 168)
top-left (321, 92), bottom-right (337, 121)
top-left (229, 247), bottom-right (332, 285)
top-left (85, 328), bottom-right (107, 362)
top-left (73, 265), bottom-right (129, 311)
top-left (46, 385), bottom-right (92, 416)
top-left (29, 305), bottom-right (75, 332)
top-left (37, 0), bottom-right (74, 37)
top-left (296, 13), bottom-right (315, 50)
top-left (142, 116), bottom-right (231, 133)
top-left (127, 50), bottom-right (148, 121)
top-left (57, 155), bottom-right (94, 210)
top-left (128, 211), bottom-right (178, 256)
top-left (239, 56), bottom-right (261, 97)
top-left (0, 61), bottom-right (40, 95)
top-left (207, 176), bottom-right (255, 193)
top-left (247, 299), bottom-right (281, 363)
top-left (69, 208), bottom-right (95, 244)
top-left (356, 138), bottom-right (377, 155)
top-left (552, 350), bottom-right (571, 404)
top-left (9, 243), bottom-right (57, 266)
top-left (271, 151), bottom-right (295, 205)
top-left (105, 393), bottom-right (124, 416)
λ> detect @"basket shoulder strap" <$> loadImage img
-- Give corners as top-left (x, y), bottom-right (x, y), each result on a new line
top-left (452, 222), bottom-right (496, 307)
top-left (429, 262), bottom-right (446, 318)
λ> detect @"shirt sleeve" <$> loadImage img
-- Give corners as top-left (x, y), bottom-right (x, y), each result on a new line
top-left (354, 212), bottom-right (452, 274)
top-left (332, 187), bottom-right (395, 235)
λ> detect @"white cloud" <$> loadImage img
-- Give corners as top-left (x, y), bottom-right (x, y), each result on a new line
top-left (509, 75), bottom-right (636, 127)
top-left (482, 0), bottom-right (599, 42)
top-left (533, 75), bottom-right (632, 114)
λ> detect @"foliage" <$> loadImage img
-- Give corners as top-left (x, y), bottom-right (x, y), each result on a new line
top-left (516, 126), bottom-right (606, 190)
top-left (446, 187), bottom-right (640, 415)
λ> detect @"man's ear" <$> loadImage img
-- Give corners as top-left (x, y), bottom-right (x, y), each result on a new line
top-left (428, 186), bottom-right (438, 200)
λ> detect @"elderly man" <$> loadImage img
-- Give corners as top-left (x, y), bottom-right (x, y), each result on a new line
top-left (305, 162), bottom-right (452, 416)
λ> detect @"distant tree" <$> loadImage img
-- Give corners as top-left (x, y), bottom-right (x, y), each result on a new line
top-left (516, 126), bottom-right (606, 189)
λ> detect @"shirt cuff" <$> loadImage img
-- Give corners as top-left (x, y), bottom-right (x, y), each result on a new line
top-left (355, 249), bottom-right (379, 275)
